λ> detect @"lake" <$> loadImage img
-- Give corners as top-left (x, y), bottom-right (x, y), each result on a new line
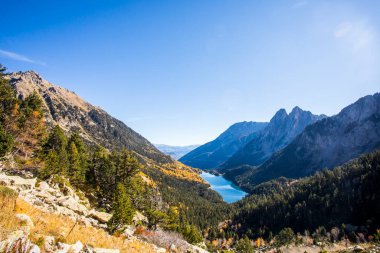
top-left (200, 172), bottom-right (248, 203)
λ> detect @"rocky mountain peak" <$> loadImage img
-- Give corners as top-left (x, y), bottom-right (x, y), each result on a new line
top-left (270, 108), bottom-right (288, 123)
top-left (6, 71), bottom-right (172, 164)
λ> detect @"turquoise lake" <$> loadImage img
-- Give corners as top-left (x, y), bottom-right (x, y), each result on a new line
top-left (200, 172), bottom-right (248, 203)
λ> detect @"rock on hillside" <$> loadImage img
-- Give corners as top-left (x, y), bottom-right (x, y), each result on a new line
top-left (6, 71), bottom-right (171, 164)
top-left (237, 93), bottom-right (380, 189)
top-left (220, 107), bottom-right (325, 178)
top-left (180, 122), bottom-right (268, 169)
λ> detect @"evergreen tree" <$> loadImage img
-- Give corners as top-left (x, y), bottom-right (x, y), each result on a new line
top-left (41, 150), bottom-right (60, 179)
top-left (108, 183), bottom-right (134, 232)
top-left (0, 125), bottom-right (13, 158)
top-left (42, 125), bottom-right (68, 175)
top-left (0, 65), bottom-right (16, 123)
top-left (68, 142), bottom-right (84, 186)
top-left (67, 132), bottom-right (87, 186)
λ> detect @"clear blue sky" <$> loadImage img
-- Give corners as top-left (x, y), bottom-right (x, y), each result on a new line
top-left (1, 0), bottom-right (379, 145)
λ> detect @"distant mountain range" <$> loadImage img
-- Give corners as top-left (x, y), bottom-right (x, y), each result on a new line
top-left (236, 93), bottom-right (380, 191)
top-left (155, 144), bottom-right (200, 160)
top-left (180, 92), bottom-right (380, 192)
top-left (219, 107), bottom-right (325, 179)
top-left (179, 122), bottom-right (268, 169)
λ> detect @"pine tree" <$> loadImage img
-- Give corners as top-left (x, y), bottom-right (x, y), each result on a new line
top-left (0, 125), bottom-right (13, 158)
top-left (68, 132), bottom-right (87, 186)
top-left (42, 125), bottom-right (68, 174)
top-left (68, 142), bottom-right (84, 186)
top-left (41, 150), bottom-right (60, 179)
top-left (108, 183), bottom-right (134, 232)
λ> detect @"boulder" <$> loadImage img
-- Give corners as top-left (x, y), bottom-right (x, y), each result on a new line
top-left (43, 236), bottom-right (55, 253)
top-left (0, 174), bottom-right (36, 190)
top-left (56, 242), bottom-right (70, 253)
top-left (37, 181), bottom-right (50, 191)
top-left (70, 241), bottom-right (84, 253)
top-left (57, 196), bottom-right (88, 215)
top-left (0, 230), bottom-right (40, 253)
top-left (15, 213), bottom-right (34, 227)
top-left (89, 210), bottom-right (112, 223)
top-left (132, 211), bottom-right (148, 225)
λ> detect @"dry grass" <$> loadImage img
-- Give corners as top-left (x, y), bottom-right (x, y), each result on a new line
top-left (0, 186), bottom-right (158, 253)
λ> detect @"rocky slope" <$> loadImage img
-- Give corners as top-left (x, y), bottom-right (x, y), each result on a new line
top-left (179, 122), bottom-right (268, 169)
top-left (5, 71), bottom-right (171, 164)
top-left (236, 93), bottom-right (380, 189)
top-left (155, 144), bottom-right (200, 160)
top-left (0, 166), bottom-right (209, 253)
top-left (219, 107), bottom-right (325, 178)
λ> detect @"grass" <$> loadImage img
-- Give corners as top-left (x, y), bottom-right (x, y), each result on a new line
top-left (0, 185), bottom-right (159, 253)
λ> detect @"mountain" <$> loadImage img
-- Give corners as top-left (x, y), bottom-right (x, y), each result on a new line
top-left (220, 107), bottom-right (325, 177)
top-left (179, 121), bottom-right (268, 169)
top-left (236, 93), bottom-right (380, 191)
top-left (6, 71), bottom-right (171, 164)
top-left (155, 144), bottom-right (200, 160)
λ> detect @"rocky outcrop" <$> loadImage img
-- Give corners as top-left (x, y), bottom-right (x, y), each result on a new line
top-left (0, 171), bottom-right (111, 228)
top-left (0, 230), bottom-right (40, 253)
top-left (0, 229), bottom-right (121, 253)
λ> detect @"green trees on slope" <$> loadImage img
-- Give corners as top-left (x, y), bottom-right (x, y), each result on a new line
top-left (230, 151), bottom-right (380, 240)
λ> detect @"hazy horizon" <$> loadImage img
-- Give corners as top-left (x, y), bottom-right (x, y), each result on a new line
top-left (1, 0), bottom-right (379, 145)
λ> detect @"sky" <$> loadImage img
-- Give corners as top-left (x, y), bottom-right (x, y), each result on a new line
top-left (1, 0), bottom-right (379, 146)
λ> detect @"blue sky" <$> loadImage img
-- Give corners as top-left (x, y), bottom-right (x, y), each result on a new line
top-left (1, 0), bottom-right (379, 145)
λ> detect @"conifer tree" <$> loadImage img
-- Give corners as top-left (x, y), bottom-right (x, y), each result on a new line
top-left (42, 125), bottom-right (68, 175)
top-left (108, 183), bottom-right (134, 232)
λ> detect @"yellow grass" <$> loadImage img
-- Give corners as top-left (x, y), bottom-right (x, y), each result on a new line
top-left (0, 188), bottom-right (158, 253)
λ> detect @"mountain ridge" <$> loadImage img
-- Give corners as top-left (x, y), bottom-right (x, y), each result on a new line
top-left (6, 70), bottom-right (172, 164)
top-left (219, 106), bottom-right (325, 177)
top-left (236, 92), bottom-right (380, 191)
top-left (179, 121), bottom-right (268, 169)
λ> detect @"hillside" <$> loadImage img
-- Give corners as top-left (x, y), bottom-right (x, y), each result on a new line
top-left (179, 121), bottom-right (268, 169)
top-left (230, 151), bottom-right (380, 239)
top-left (155, 144), bottom-right (200, 160)
top-left (6, 71), bottom-right (171, 164)
top-left (236, 93), bottom-right (380, 191)
top-left (219, 107), bottom-right (324, 179)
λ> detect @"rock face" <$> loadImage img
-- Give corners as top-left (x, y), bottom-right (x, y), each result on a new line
top-left (219, 107), bottom-right (325, 179)
top-left (6, 71), bottom-right (171, 164)
top-left (237, 93), bottom-right (380, 189)
top-left (180, 122), bottom-right (268, 169)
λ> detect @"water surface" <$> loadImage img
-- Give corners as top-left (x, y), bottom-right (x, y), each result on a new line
top-left (201, 172), bottom-right (248, 203)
